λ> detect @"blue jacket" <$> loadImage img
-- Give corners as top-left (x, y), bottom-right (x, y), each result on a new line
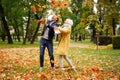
top-left (34, 14), bottom-right (58, 40)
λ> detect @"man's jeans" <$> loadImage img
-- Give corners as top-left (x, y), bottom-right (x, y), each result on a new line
top-left (40, 38), bottom-right (54, 67)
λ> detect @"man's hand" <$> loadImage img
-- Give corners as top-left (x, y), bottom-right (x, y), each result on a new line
top-left (31, 5), bottom-right (36, 14)
top-left (54, 26), bottom-right (58, 30)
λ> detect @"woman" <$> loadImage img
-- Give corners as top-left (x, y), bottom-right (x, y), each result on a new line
top-left (56, 19), bottom-right (77, 72)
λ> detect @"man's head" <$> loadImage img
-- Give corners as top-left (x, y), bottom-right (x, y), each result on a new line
top-left (52, 15), bottom-right (58, 22)
top-left (47, 15), bottom-right (53, 21)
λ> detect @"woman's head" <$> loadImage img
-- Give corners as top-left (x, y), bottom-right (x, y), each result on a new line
top-left (65, 19), bottom-right (73, 26)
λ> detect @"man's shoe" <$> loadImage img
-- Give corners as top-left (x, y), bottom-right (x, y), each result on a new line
top-left (40, 67), bottom-right (43, 71)
top-left (51, 67), bottom-right (55, 70)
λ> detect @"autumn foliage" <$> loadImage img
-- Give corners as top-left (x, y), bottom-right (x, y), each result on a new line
top-left (50, 0), bottom-right (69, 9)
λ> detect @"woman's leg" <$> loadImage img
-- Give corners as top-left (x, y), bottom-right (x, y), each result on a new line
top-left (59, 55), bottom-right (64, 70)
top-left (63, 55), bottom-right (73, 67)
top-left (63, 55), bottom-right (77, 72)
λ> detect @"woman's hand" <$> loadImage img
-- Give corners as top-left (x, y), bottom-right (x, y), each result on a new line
top-left (54, 26), bottom-right (61, 34)
top-left (37, 19), bottom-right (46, 24)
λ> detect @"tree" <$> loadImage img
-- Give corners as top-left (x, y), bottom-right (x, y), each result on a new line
top-left (97, 0), bottom-right (120, 35)
top-left (23, 10), bottom-right (31, 44)
top-left (0, 0), bottom-right (13, 44)
top-left (0, 20), bottom-right (6, 41)
top-left (87, 15), bottom-right (99, 42)
top-left (0, 0), bottom-right (26, 44)
top-left (8, 3), bottom-right (25, 42)
top-left (70, 0), bottom-right (94, 41)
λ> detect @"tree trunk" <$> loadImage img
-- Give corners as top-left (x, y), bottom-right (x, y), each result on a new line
top-left (73, 34), bottom-right (75, 40)
top-left (0, 4), bottom-right (13, 44)
top-left (30, 23), bottom-right (40, 44)
top-left (23, 10), bottom-right (31, 44)
top-left (82, 34), bottom-right (85, 40)
top-left (75, 34), bottom-right (77, 42)
top-left (27, 33), bottom-right (31, 42)
top-left (91, 29), bottom-right (96, 42)
top-left (71, 35), bottom-right (74, 40)
top-left (109, 0), bottom-right (116, 35)
top-left (13, 18), bottom-right (21, 42)
top-left (1, 34), bottom-right (6, 41)
top-left (105, 29), bottom-right (108, 36)
top-left (16, 28), bottom-right (20, 42)
top-left (78, 34), bottom-right (82, 41)
top-left (99, 7), bottom-right (103, 35)
top-left (112, 18), bottom-right (116, 35)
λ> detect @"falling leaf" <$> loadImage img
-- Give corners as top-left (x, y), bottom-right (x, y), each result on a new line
top-left (39, 7), bottom-right (43, 12)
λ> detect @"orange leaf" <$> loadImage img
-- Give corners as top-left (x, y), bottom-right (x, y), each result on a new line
top-left (38, 19), bottom-right (46, 24)
top-left (24, 73), bottom-right (31, 80)
top-left (39, 7), bottom-right (43, 12)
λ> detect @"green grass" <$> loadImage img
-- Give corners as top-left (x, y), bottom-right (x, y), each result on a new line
top-left (0, 39), bottom-right (93, 48)
top-left (70, 39), bottom-right (94, 45)
top-left (0, 40), bottom-right (40, 48)
top-left (0, 39), bottom-right (59, 48)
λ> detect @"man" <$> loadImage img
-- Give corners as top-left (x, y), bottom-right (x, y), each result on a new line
top-left (31, 6), bottom-right (59, 70)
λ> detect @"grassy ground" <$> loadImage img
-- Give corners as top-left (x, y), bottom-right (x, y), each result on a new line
top-left (0, 40), bottom-right (40, 48)
top-left (0, 39), bottom-right (120, 79)
top-left (0, 39), bottom-right (93, 48)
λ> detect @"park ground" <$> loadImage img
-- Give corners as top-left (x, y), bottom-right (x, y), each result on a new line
top-left (0, 39), bottom-right (120, 80)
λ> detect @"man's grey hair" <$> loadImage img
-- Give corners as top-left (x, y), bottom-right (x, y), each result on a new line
top-left (47, 15), bottom-right (53, 21)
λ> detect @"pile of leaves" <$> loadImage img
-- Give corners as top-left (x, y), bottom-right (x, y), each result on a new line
top-left (0, 47), bottom-right (120, 80)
